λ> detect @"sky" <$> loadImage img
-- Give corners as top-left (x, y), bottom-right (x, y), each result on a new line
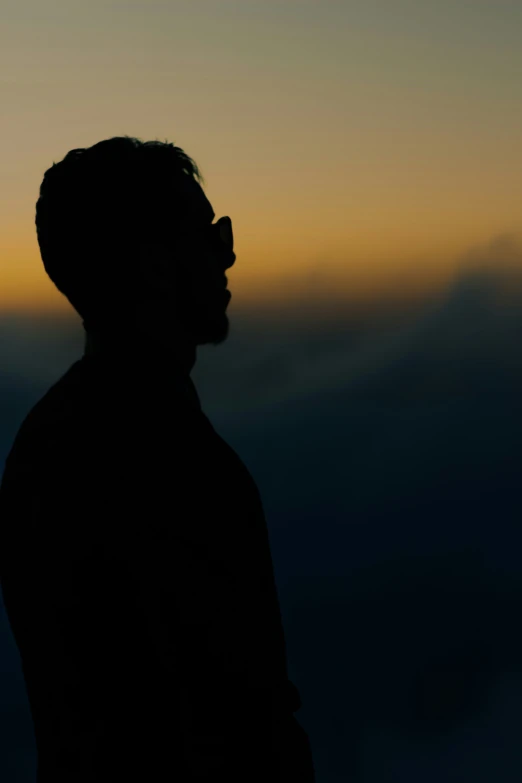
top-left (2, 0), bottom-right (522, 314)
top-left (2, 3), bottom-right (522, 781)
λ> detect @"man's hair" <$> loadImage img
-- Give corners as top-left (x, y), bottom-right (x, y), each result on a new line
top-left (35, 135), bottom-right (204, 327)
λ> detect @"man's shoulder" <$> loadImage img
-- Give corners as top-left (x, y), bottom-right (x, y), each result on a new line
top-left (0, 360), bottom-right (132, 509)
top-left (0, 357), bottom-right (225, 502)
top-left (2, 362), bottom-right (83, 473)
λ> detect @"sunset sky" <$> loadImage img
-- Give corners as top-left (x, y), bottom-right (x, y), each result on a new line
top-left (2, 0), bottom-right (522, 314)
top-left (4, 5), bottom-right (522, 781)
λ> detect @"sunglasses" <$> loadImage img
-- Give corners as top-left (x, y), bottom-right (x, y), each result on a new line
top-left (209, 215), bottom-right (234, 252)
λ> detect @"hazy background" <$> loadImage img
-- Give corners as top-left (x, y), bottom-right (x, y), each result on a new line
top-left (2, 1), bottom-right (522, 781)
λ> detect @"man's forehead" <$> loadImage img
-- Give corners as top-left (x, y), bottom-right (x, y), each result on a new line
top-left (175, 175), bottom-right (215, 223)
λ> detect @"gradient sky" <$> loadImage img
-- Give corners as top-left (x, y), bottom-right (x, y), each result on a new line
top-left (2, 0), bottom-right (522, 314)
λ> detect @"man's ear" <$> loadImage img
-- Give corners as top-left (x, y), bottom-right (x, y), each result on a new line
top-left (137, 242), bottom-right (177, 294)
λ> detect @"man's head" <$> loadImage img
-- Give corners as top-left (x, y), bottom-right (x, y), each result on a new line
top-left (35, 136), bottom-right (236, 349)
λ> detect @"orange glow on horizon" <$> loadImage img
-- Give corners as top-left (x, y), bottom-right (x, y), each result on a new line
top-left (2, 2), bottom-right (522, 316)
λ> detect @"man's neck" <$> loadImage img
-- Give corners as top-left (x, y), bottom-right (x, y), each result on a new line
top-left (83, 325), bottom-right (198, 382)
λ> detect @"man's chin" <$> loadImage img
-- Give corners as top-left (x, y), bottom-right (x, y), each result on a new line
top-left (193, 313), bottom-right (230, 346)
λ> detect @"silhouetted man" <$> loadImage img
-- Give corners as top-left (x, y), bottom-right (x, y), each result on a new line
top-left (0, 136), bottom-right (315, 781)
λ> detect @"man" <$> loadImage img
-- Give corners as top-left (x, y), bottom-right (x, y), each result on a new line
top-left (0, 136), bottom-right (315, 781)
